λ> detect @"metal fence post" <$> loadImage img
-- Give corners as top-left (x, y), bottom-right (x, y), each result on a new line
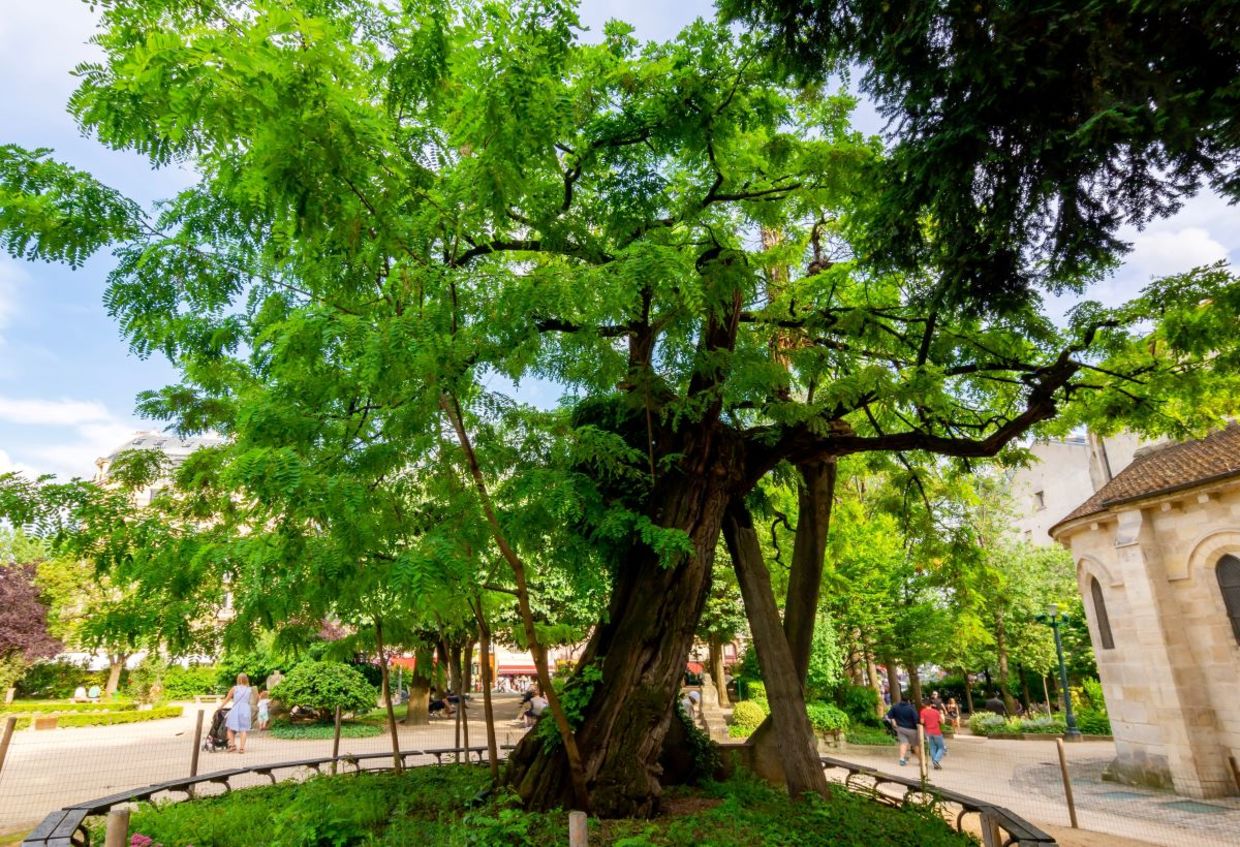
top-left (0, 716), bottom-right (16, 780)
top-left (1056, 737), bottom-right (1079, 828)
top-left (331, 705), bottom-right (342, 775)
top-left (104, 808), bottom-right (130, 847)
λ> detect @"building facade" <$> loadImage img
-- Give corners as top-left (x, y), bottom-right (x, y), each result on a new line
top-left (1051, 425), bottom-right (1240, 798)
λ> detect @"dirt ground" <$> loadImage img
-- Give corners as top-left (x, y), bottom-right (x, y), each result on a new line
top-left (1039, 823), bottom-right (1167, 847)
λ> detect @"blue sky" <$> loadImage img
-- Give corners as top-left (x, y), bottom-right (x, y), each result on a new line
top-left (0, 0), bottom-right (1236, 479)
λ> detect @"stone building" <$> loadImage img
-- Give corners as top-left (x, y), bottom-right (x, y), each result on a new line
top-left (95, 430), bottom-right (224, 502)
top-left (1050, 424), bottom-right (1240, 798)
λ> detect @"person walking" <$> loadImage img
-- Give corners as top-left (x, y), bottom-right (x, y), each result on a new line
top-left (884, 698), bottom-right (920, 767)
top-left (984, 692), bottom-right (1007, 716)
top-left (224, 673), bottom-right (253, 753)
top-left (919, 700), bottom-right (946, 770)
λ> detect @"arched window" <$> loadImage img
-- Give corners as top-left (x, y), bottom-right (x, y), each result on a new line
top-left (1218, 555), bottom-right (1240, 645)
top-left (1090, 577), bottom-right (1115, 650)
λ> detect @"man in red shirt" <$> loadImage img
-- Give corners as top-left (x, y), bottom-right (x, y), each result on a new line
top-left (919, 701), bottom-right (946, 770)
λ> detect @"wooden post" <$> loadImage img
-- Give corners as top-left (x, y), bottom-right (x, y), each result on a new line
top-left (331, 705), bottom-right (343, 775)
top-left (979, 811), bottom-right (1003, 847)
top-left (0, 716), bottom-right (16, 779)
top-left (568, 810), bottom-right (588, 847)
top-left (189, 710), bottom-right (204, 779)
top-left (104, 808), bottom-right (130, 847)
top-left (1056, 737), bottom-right (1079, 828)
top-left (917, 724), bottom-right (927, 783)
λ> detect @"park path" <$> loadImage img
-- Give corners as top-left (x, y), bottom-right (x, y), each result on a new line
top-left (840, 734), bottom-right (1240, 847)
top-left (0, 696), bottom-right (530, 836)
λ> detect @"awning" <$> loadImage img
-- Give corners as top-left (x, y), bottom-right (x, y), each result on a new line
top-left (686, 662), bottom-right (704, 674)
top-left (497, 665), bottom-right (538, 675)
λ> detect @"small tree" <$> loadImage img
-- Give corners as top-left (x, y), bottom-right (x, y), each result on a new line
top-left (271, 661), bottom-right (376, 721)
top-left (0, 531), bottom-right (62, 694)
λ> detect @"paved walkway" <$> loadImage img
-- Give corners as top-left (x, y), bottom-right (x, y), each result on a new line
top-left (841, 735), bottom-right (1240, 847)
top-left (0, 697), bottom-right (530, 835)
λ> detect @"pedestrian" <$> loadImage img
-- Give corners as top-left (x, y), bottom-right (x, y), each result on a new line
top-left (919, 699), bottom-right (946, 770)
top-left (884, 698), bottom-right (920, 767)
top-left (984, 692), bottom-right (1007, 716)
top-left (945, 697), bottom-right (961, 730)
top-left (257, 690), bottom-right (271, 731)
top-left (224, 673), bottom-right (253, 753)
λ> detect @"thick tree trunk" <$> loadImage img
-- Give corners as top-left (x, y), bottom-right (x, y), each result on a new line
top-left (744, 461), bottom-right (836, 774)
top-left (995, 613), bottom-right (1016, 715)
top-left (907, 661), bottom-right (923, 708)
top-left (503, 455), bottom-right (739, 817)
top-left (884, 658), bottom-right (902, 704)
top-left (403, 645), bottom-right (431, 726)
top-left (725, 500), bottom-right (829, 799)
top-left (105, 655), bottom-right (127, 696)
top-left (707, 638), bottom-right (729, 707)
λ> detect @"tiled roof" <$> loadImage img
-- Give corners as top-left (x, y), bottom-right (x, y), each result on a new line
top-left (1051, 423), bottom-right (1240, 535)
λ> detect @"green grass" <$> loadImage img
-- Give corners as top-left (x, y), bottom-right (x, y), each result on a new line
top-left (106, 765), bottom-right (976, 847)
top-left (268, 721), bottom-right (383, 740)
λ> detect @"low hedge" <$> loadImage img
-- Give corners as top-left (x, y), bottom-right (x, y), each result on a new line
top-left (1, 700), bottom-right (137, 714)
top-left (268, 721), bottom-right (383, 740)
top-left (729, 700), bottom-right (768, 732)
top-left (806, 701), bottom-right (850, 734)
top-left (14, 706), bottom-right (183, 730)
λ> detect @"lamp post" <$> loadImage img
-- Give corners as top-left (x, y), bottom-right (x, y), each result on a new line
top-left (1036, 603), bottom-right (1081, 740)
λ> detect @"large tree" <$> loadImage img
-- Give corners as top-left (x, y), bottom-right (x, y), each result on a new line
top-left (0, 531), bottom-right (62, 694)
top-left (2, 0), bottom-right (1239, 816)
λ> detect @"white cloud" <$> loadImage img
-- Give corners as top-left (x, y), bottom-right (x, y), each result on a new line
top-left (26, 421), bottom-right (142, 480)
top-left (0, 396), bottom-right (111, 426)
top-left (1124, 227), bottom-right (1230, 280)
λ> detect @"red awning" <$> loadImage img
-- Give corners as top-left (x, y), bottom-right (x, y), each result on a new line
top-left (497, 665), bottom-right (538, 675)
top-left (686, 662), bottom-right (704, 674)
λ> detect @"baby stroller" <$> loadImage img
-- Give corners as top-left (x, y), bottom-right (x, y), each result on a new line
top-left (203, 706), bottom-right (231, 752)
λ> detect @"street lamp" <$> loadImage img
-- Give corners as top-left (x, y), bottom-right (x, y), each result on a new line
top-left (1036, 603), bottom-right (1081, 739)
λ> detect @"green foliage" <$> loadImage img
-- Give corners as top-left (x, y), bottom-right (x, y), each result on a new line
top-left (13, 705), bottom-right (182, 730)
top-left (729, 699), bottom-right (769, 732)
top-left (1075, 711), bottom-right (1112, 736)
top-left (1074, 678), bottom-right (1107, 714)
top-left (805, 701), bottom-right (850, 735)
top-left (0, 700), bottom-right (136, 714)
top-left (268, 721), bottom-right (382, 740)
top-left (745, 681), bottom-right (768, 706)
top-left (15, 660), bottom-right (117, 699)
top-left (804, 614), bottom-right (845, 700)
top-left (845, 726), bottom-right (896, 746)
top-left (124, 655), bottom-right (167, 704)
top-left (535, 660), bottom-right (604, 747)
top-left (834, 684), bottom-right (881, 728)
top-left (271, 662), bottom-right (376, 719)
top-left (109, 767), bottom-right (972, 847)
top-left (162, 665), bottom-right (222, 699)
top-left (968, 713), bottom-right (1008, 736)
top-left (675, 703), bottom-right (721, 784)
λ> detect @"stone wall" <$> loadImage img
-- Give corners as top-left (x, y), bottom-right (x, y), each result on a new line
top-left (1058, 481), bottom-right (1240, 797)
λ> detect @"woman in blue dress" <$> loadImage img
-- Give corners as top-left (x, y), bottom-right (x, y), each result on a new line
top-left (224, 673), bottom-right (253, 753)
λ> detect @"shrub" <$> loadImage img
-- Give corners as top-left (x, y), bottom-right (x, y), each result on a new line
top-left (163, 666), bottom-right (221, 699)
top-left (16, 660), bottom-right (115, 699)
top-left (16, 706), bottom-right (182, 729)
top-left (806, 701), bottom-right (850, 735)
top-left (1073, 678), bottom-right (1107, 713)
top-left (1, 700), bottom-right (136, 714)
top-left (968, 712), bottom-right (1007, 736)
top-left (268, 721), bottom-right (382, 740)
top-left (674, 702), bottom-right (720, 783)
top-left (835, 684), bottom-right (881, 728)
top-left (272, 661), bottom-right (376, 720)
top-left (124, 656), bottom-right (166, 704)
top-left (729, 699), bottom-right (768, 732)
top-left (846, 725), bottom-right (896, 746)
top-left (1076, 710), bottom-right (1111, 736)
top-left (746, 681), bottom-right (768, 705)
top-left (1017, 716), bottom-right (1065, 735)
